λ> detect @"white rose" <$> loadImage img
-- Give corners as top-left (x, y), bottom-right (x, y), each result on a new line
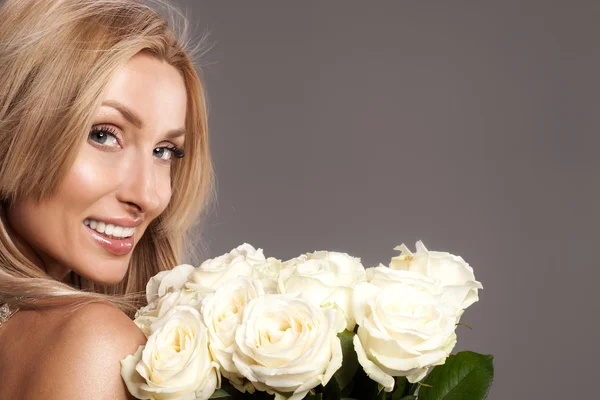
top-left (187, 243), bottom-right (266, 292)
top-left (201, 277), bottom-right (264, 391)
top-left (133, 303), bottom-right (158, 338)
top-left (352, 266), bottom-right (457, 391)
top-left (390, 241), bottom-right (483, 314)
top-left (252, 257), bottom-right (281, 294)
top-left (146, 264), bottom-right (195, 303)
top-left (278, 251), bottom-right (366, 330)
top-left (134, 288), bottom-right (204, 337)
top-left (121, 306), bottom-right (219, 400)
top-left (233, 294), bottom-right (344, 400)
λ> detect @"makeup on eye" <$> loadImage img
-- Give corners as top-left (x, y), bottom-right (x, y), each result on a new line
top-left (154, 145), bottom-right (185, 160)
top-left (88, 125), bottom-right (186, 161)
top-left (89, 125), bottom-right (121, 148)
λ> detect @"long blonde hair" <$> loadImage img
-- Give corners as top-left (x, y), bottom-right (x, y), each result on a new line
top-left (0, 0), bottom-right (214, 315)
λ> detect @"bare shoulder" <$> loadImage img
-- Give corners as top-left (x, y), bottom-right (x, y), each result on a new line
top-left (28, 302), bottom-right (146, 400)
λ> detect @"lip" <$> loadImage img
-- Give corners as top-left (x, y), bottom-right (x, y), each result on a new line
top-left (86, 215), bottom-right (143, 228)
top-left (84, 225), bottom-right (134, 256)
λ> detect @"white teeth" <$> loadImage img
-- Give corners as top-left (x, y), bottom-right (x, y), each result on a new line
top-left (84, 219), bottom-right (134, 238)
top-left (105, 224), bottom-right (114, 235)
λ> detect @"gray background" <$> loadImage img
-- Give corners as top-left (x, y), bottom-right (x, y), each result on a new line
top-left (176, 1), bottom-right (599, 399)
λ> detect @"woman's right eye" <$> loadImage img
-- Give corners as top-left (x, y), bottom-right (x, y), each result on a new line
top-left (88, 126), bottom-right (120, 148)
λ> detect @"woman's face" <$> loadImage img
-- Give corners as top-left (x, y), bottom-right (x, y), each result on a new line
top-left (7, 52), bottom-right (188, 284)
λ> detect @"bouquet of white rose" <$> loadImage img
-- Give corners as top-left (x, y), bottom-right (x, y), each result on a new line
top-left (121, 241), bottom-right (494, 400)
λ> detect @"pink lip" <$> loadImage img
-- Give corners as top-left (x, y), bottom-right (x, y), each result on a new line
top-left (87, 215), bottom-right (143, 228)
top-left (85, 225), bottom-right (134, 256)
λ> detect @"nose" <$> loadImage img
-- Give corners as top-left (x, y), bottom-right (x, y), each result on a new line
top-left (116, 155), bottom-right (162, 215)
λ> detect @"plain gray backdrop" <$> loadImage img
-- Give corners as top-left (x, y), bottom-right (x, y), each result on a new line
top-left (175, 1), bottom-right (599, 399)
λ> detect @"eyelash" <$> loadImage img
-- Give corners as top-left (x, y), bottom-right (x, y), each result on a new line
top-left (88, 126), bottom-right (185, 160)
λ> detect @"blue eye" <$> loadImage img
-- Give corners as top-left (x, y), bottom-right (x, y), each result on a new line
top-left (153, 147), bottom-right (172, 160)
top-left (153, 146), bottom-right (185, 161)
top-left (89, 126), bottom-right (119, 147)
top-left (89, 125), bottom-right (185, 161)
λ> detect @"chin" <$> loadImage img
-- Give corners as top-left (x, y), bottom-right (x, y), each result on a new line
top-left (83, 271), bottom-right (128, 286)
top-left (74, 259), bottom-right (130, 286)
top-left (93, 273), bottom-right (128, 286)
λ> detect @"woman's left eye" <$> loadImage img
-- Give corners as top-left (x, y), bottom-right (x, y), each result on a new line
top-left (153, 146), bottom-right (185, 162)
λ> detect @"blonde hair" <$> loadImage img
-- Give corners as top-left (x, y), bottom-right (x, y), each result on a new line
top-left (0, 0), bottom-right (214, 315)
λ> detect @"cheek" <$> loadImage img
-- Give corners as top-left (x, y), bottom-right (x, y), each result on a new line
top-left (61, 153), bottom-right (113, 206)
top-left (6, 197), bottom-right (53, 247)
top-left (10, 153), bottom-right (109, 236)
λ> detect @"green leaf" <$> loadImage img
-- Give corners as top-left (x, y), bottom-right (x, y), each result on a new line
top-left (323, 379), bottom-right (341, 400)
top-left (398, 396), bottom-right (416, 400)
top-left (333, 330), bottom-right (359, 392)
top-left (339, 380), bottom-right (354, 397)
top-left (407, 381), bottom-right (419, 396)
top-left (417, 351), bottom-right (494, 400)
top-left (209, 388), bottom-right (232, 398)
top-left (391, 377), bottom-right (409, 400)
top-left (210, 381), bottom-right (274, 399)
top-left (348, 367), bottom-right (379, 399)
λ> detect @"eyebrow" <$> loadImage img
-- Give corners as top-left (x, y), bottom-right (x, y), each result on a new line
top-left (100, 100), bottom-right (187, 140)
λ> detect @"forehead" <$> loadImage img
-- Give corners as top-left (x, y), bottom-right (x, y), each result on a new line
top-left (101, 53), bottom-right (187, 130)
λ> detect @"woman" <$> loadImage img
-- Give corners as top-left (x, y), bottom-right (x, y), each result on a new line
top-left (0, 0), bottom-right (213, 398)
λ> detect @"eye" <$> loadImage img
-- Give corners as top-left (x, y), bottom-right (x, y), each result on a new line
top-left (88, 126), bottom-right (120, 148)
top-left (153, 145), bottom-right (185, 162)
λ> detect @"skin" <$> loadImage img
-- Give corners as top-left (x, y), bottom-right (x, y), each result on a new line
top-left (6, 52), bottom-right (187, 284)
top-left (0, 53), bottom-right (188, 399)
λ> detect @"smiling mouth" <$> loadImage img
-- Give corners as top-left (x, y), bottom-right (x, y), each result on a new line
top-left (83, 218), bottom-right (135, 240)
